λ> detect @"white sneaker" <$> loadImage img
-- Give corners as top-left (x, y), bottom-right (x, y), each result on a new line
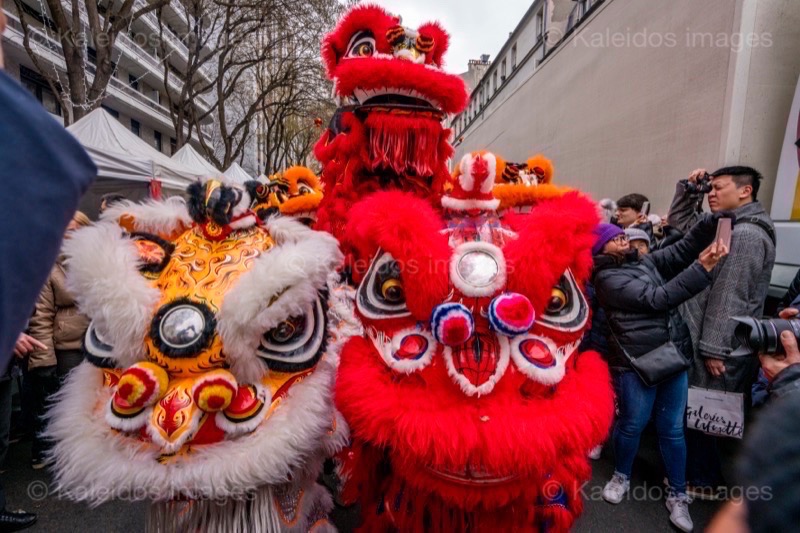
top-left (602, 472), bottom-right (630, 504)
top-left (588, 445), bottom-right (602, 460)
top-left (666, 493), bottom-right (694, 532)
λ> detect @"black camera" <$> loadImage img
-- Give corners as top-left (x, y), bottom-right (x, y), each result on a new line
top-left (732, 317), bottom-right (800, 355)
top-left (684, 173), bottom-right (712, 194)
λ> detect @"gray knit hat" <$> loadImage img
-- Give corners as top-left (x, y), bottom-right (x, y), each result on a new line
top-left (624, 228), bottom-right (650, 244)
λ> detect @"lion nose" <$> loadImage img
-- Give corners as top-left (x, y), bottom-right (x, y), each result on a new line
top-left (431, 303), bottom-right (474, 346)
top-left (393, 42), bottom-right (424, 63)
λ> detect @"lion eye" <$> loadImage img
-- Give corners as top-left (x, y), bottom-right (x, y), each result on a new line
top-left (258, 298), bottom-right (327, 372)
top-left (380, 278), bottom-right (405, 304)
top-left (546, 288), bottom-right (568, 314)
top-left (536, 270), bottom-right (589, 333)
top-left (352, 42), bottom-right (374, 56)
top-left (346, 32), bottom-right (376, 58)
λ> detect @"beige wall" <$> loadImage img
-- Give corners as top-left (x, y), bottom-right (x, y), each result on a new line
top-left (455, 0), bottom-right (800, 215)
top-left (730, 0), bottom-right (800, 211)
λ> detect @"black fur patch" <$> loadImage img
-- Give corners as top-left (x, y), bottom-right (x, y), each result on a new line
top-left (130, 232), bottom-right (175, 275)
top-left (208, 187), bottom-right (239, 226)
top-left (187, 181), bottom-right (207, 224)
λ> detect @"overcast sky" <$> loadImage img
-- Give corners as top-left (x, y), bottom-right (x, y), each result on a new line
top-left (368, 0), bottom-right (533, 74)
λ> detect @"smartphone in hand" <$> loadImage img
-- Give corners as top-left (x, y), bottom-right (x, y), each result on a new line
top-left (715, 217), bottom-right (732, 249)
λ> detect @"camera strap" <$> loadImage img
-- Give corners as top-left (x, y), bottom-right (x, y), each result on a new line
top-left (738, 217), bottom-right (776, 246)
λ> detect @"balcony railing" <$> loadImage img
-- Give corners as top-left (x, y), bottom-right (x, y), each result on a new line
top-left (133, 0), bottom-right (215, 84)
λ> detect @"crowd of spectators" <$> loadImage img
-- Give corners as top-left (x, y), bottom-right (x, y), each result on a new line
top-left (592, 166), bottom-right (800, 532)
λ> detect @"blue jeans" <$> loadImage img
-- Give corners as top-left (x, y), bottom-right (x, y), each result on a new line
top-left (613, 370), bottom-right (688, 494)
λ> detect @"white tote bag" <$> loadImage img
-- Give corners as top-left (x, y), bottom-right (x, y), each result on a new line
top-left (686, 386), bottom-right (744, 439)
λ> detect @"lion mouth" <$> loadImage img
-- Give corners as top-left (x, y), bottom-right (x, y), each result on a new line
top-left (340, 86), bottom-right (442, 115)
top-left (425, 463), bottom-right (518, 486)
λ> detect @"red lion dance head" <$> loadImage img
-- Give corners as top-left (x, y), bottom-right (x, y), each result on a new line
top-left (333, 150), bottom-right (614, 529)
top-left (315, 4), bottom-right (468, 239)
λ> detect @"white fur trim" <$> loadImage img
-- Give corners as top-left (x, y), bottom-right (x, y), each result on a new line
top-left (441, 196), bottom-right (501, 211)
top-left (367, 325), bottom-right (436, 374)
top-left (263, 215), bottom-right (318, 245)
top-left (230, 187), bottom-right (253, 219)
top-left (458, 154), bottom-right (475, 192)
top-left (217, 226), bottom-right (342, 384)
top-left (449, 241), bottom-right (507, 298)
top-left (443, 335), bottom-right (510, 397)
top-left (509, 336), bottom-right (580, 386)
top-left (105, 401), bottom-right (150, 432)
top-left (63, 222), bottom-right (160, 367)
top-left (480, 153), bottom-right (497, 193)
top-left (100, 197), bottom-right (192, 236)
top-left (46, 359), bottom-right (346, 503)
top-left (326, 272), bottom-right (363, 368)
top-left (229, 213), bottom-right (257, 230)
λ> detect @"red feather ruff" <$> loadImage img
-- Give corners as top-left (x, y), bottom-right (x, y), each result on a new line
top-left (344, 191), bottom-right (451, 319)
top-left (329, 58), bottom-right (468, 116)
top-left (335, 337), bottom-right (614, 531)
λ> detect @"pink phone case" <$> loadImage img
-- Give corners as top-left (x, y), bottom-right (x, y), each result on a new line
top-left (715, 218), bottom-right (732, 249)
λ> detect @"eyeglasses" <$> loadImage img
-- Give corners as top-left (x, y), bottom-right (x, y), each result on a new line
top-left (611, 235), bottom-right (629, 244)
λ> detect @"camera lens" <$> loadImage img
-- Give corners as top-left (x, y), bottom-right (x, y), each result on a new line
top-left (733, 317), bottom-right (800, 355)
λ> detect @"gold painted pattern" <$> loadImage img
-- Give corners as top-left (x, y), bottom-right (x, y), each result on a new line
top-left (145, 226), bottom-right (273, 377)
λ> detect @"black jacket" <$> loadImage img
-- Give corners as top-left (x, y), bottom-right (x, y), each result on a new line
top-left (593, 217), bottom-right (717, 370)
top-left (778, 268), bottom-right (800, 312)
top-left (770, 364), bottom-right (800, 400)
top-left (579, 281), bottom-right (609, 358)
top-left (0, 71), bottom-right (95, 372)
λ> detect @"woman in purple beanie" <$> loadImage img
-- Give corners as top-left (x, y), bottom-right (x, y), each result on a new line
top-left (591, 217), bottom-right (730, 532)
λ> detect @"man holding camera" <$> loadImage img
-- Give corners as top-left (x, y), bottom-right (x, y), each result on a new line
top-left (707, 328), bottom-right (800, 533)
top-left (668, 166), bottom-right (776, 499)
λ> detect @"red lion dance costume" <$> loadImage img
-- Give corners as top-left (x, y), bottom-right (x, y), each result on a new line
top-left (316, 5), bottom-right (614, 531)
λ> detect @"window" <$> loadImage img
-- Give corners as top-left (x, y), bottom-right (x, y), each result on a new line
top-left (511, 44), bottom-right (517, 69)
top-left (170, 137), bottom-right (178, 154)
top-left (154, 131), bottom-right (163, 152)
top-left (20, 66), bottom-right (61, 116)
top-left (493, 71), bottom-right (497, 93)
top-left (131, 119), bottom-right (141, 137)
top-left (18, 3), bottom-right (56, 31)
top-left (129, 74), bottom-right (139, 91)
top-left (87, 47), bottom-right (98, 65)
top-left (501, 59), bottom-right (507, 81)
top-left (101, 104), bottom-right (119, 118)
top-left (535, 9), bottom-right (544, 40)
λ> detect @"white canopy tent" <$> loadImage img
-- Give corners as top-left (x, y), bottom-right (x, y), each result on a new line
top-left (172, 144), bottom-right (221, 177)
top-left (68, 109), bottom-right (207, 216)
top-left (223, 162), bottom-right (254, 184)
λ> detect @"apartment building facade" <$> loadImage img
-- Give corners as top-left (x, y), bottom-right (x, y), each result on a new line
top-left (451, 0), bottom-right (800, 215)
top-left (1, 0), bottom-right (213, 156)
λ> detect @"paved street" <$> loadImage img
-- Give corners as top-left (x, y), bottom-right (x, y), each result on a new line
top-left (2, 428), bottom-right (721, 532)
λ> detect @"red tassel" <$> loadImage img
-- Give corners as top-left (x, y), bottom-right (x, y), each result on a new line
top-left (365, 112), bottom-right (441, 177)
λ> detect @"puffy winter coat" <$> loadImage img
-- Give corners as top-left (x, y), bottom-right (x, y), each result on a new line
top-left (593, 216), bottom-right (717, 371)
top-left (27, 258), bottom-right (90, 370)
